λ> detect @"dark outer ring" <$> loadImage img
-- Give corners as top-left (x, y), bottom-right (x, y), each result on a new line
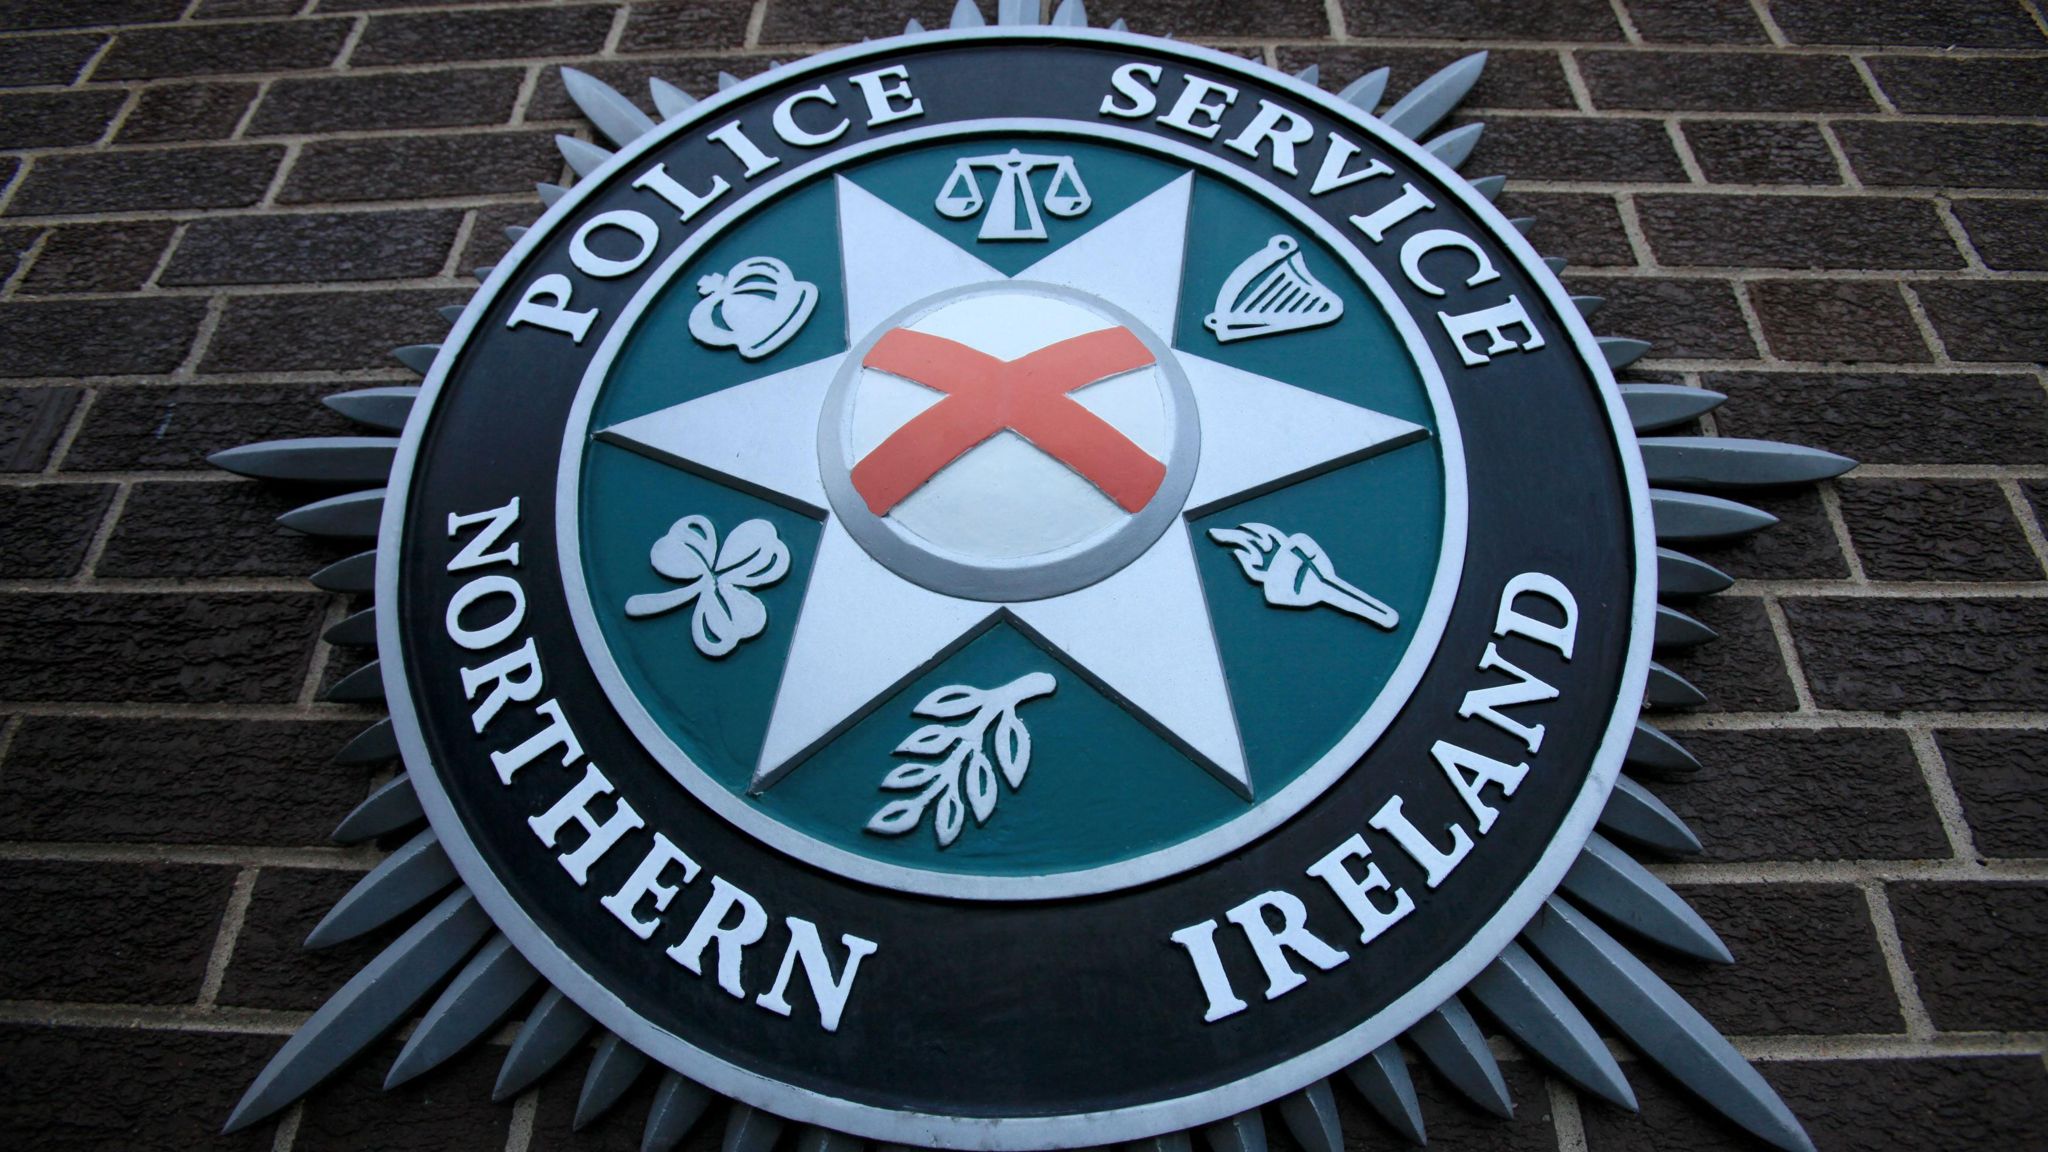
top-left (378, 29), bottom-right (1654, 1147)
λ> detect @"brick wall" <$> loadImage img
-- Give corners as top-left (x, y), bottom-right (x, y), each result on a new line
top-left (1, 1), bottom-right (2044, 1149)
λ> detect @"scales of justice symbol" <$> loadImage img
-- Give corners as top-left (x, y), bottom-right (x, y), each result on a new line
top-left (604, 157), bottom-right (1427, 823)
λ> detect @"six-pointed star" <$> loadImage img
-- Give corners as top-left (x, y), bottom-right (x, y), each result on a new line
top-left (599, 171), bottom-right (1428, 800)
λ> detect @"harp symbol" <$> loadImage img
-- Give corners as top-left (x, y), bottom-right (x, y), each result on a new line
top-left (1204, 235), bottom-right (1345, 344)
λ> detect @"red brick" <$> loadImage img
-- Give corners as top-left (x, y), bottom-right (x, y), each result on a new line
top-left (160, 208), bottom-right (463, 286)
top-left (1275, 46), bottom-right (1576, 110)
top-left (1936, 728), bottom-right (2048, 858)
top-left (1770, 0), bottom-right (2048, 48)
top-left (354, 5), bottom-right (616, 67)
top-left (1658, 594), bottom-right (1798, 713)
top-left (0, 386), bottom-right (83, 471)
top-left (1888, 882), bottom-right (2048, 1030)
top-left (95, 19), bottom-right (352, 80)
top-left (64, 382), bottom-right (361, 472)
top-left (1952, 198), bottom-right (2048, 270)
top-left (1466, 115), bottom-right (1687, 182)
top-left (1708, 371), bottom-right (2048, 466)
top-left (99, 479), bottom-right (357, 578)
top-left (251, 68), bottom-right (526, 134)
top-left (15, 221), bottom-right (175, 294)
top-left (1679, 486), bottom-right (1849, 581)
top-left (280, 132), bottom-right (560, 203)
top-left (1785, 596), bottom-right (2048, 711)
top-left (1564, 276), bottom-right (1755, 359)
top-left (6, 146), bottom-right (283, 216)
top-left (0, 0), bottom-right (185, 28)
top-left (0, 860), bottom-right (232, 1003)
top-left (0, 591), bottom-right (324, 704)
top-left (1660, 728), bottom-right (1946, 862)
top-left (1867, 55), bottom-right (2048, 116)
top-left (1837, 122), bottom-right (2048, 190)
top-left (1580, 51), bottom-right (1874, 113)
top-left (117, 81), bottom-right (257, 143)
top-left (1618, 0), bottom-right (1768, 43)
top-left (757, 0), bottom-right (987, 44)
top-left (1651, 884), bottom-right (1903, 1035)
top-left (216, 867), bottom-right (403, 1012)
top-left (0, 483), bottom-right (113, 578)
top-left (294, 1036), bottom-right (513, 1152)
top-left (202, 289), bottom-right (468, 373)
top-left (0, 34), bottom-right (104, 88)
top-left (1493, 190), bottom-right (1635, 267)
top-left (0, 1026), bottom-right (282, 1151)
top-left (0, 91), bottom-right (125, 149)
top-left (1747, 279), bottom-right (1931, 363)
top-left (1636, 194), bottom-right (1964, 270)
top-left (1912, 280), bottom-right (2048, 361)
top-left (0, 297), bottom-right (207, 377)
top-left (1681, 120), bottom-right (1842, 186)
top-left (1837, 478), bottom-right (2040, 582)
top-left (1339, 0), bottom-right (1623, 39)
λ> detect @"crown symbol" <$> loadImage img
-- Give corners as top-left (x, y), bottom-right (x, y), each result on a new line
top-left (1204, 235), bottom-right (1345, 344)
top-left (687, 255), bottom-right (819, 360)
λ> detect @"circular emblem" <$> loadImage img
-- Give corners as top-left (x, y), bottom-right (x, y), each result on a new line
top-left (381, 27), bottom-right (1651, 1148)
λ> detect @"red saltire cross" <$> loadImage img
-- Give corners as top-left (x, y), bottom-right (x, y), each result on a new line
top-left (850, 327), bottom-right (1166, 516)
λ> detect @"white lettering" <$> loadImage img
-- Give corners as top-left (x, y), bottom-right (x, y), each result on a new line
top-left (1439, 295), bottom-right (1546, 367)
top-left (1495, 571), bottom-right (1579, 658)
top-left (1309, 133), bottom-right (1392, 196)
top-left (1458, 643), bottom-right (1557, 753)
top-left (445, 574), bottom-right (524, 651)
top-left (1400, 228), bottom-right (1501, 297)
top-left (601, 832), bottom-right (700, 940)
top-left (1350, 183), bottom-right (1435, 243)
top-left (772, 84), bottom-right (850, 146)
top-left (705, 120), bottom-right (780, 177)
top-left (569, 210), bottom-right (660, 279)
top-left (446, 498), bottom-right (520, 571)
top-left (506, 273), bottom-right (597, 343)
top-left (848, 65), bottom-right (924, 126)
top-left (491, 698), bottom-right (583, 784)
top-left (528, 763), bottom-right (644, 885)
top-left (1170, 919), bottom-right (1249, 1022)
top-left (1369, 794), bottom-right (1472, 888)
top-left (1157, 75), bottom-right (1239, 139)
top-left (1099, 62), bottom-right (1164, 118)
top-left (755, 918), bottom-right (878, 1032)
top-left (1224, 890), bottom-right (1349, 1000)
top-left (632, 162), bottom-right (730, 223)
top-left (669, 877), bottom-right (769, 998)
top-left (1430, 740), bottom-right (1529, 835)
top-left (1306, 834), bottom-right (1414, 946)
top-left (1223, 99), bottom-right (1314, 175)
top-left (460, 637), bottom-right (542, 732)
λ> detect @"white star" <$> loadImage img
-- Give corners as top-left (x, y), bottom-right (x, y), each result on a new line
top-left (599, 167), bottom-right (1426, 801)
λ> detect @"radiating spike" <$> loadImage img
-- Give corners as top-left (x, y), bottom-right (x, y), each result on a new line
top-left (1382, 51), bottom-right (1488, 140)
top-left (576, 1032), bottom-right (651, 1129)
top-left (1200, 1109), bottom-right (1266, 1152)
top-left (1467, 941), bottom-right (1636, 1110)
top-left (1639, 437), bottom-right (1856, 490)
top-left (223, 888), bottom-right (491, 1133)
top-left (1109, 17), bottom-right (1128, 32)
top-left (504, 226), bottom-right (528, 245)
top-left (494, 986), bottom-right (594, 1101)
top-left (306, 828), bottom-right (456, 948)
top-left (1656, 547), bottom-right (1734, 598)
top-left (717, 71), bottom-right (740, 91)
top-left (322, 660), bottom-right (384, 703)
top-left (1601, 336), bottom-right (1652, 369)
top-left (1343, 1043), bottom-right (1424, 1145)
top-left (439, 304), bottom-right (466, 324)
top-left (1524, 897), bottom-right (1817, 1152)
top-left (334, 717), bottom-right (398, 765)
top-left (1508, 216), bottom-right (1536, 235)
top-left (333, 772), bottom-right (423, 845)
top-left (951, 0), bottom-right (986, 29)
top-left (642, 1071), bottom-right (716, 1152)
top-left (724, 1102), bottom-right (786, 1152)
top-left (1405, 996), bottom-right (1513, 1118)
top-left (324, 386), bottom-right (418, 433)
top-left (650, 78), bottom-right (697, 120)
top-left (537, 182), bottom-right (568, 207)
top-left (1292, 63), bottom-right (1320, 86)
top-left (1600, 773), bottom-right (1703, 856)
top-left (1542, 255), bottom-right (1566, 274)
top-left (1571, 294), bottom-right (1604, 317)
top-left (311, 550), bottom-right (378, 594)
top-left (556, 133), bottom-right (614, 179)
top-left (324, 607), bottom-right (375, 647)
top-left (1129, 1131), bottom-right (1194, 1152)
top-left (280, 488), bottom-right (384, 537)
top-left (1467, 173), bottom-right (1505, 200)
top-left (392, 343), bottom-right (440, 373)
top-left (209, 437), bottom-right (397, 485)
top-left (1339, 67), bottom-right (1389, 111)
top-left (997, 0), bottom-right (1040, 25)
top-left (1564, 833), bottom-right (1731, 962)
top-left (1652, 488), bottom-right (1778, 541)
top-left (1655, 605), bottom-right (1716, 649)
top-left (1051, 0), bottom-right (1087, 27)
top-left (473, 264), bottom-right (496, 283)
top-left (1627, 719), bottom-right (1701, 777)
top-left (1424, 121), bottom-right (1484, 168)
top-left (562, 67), bottom-right (658, 148)
top-left (1621, 383), bottom-right (1727, 433)
top-left (387, 932), bottom-right (541, 1088)
top-left (793, 1122), bottom-right (861, 1152)
top-left (1278, 1080), bottom-right (1341, 1152)
top-left (1646, 661), bottom-right (1707, 708)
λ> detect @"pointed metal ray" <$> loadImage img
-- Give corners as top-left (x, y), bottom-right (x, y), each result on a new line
top-left (324, 386), bottom-right (417, 433)
top-left (1651, 489), bottom-right (1777, 541)
top-left (1654, 605), bottom-right (1716, 649)
top-left (1646, 661), bottom-right (1707, 709)
top-left (1382, 52), bottom-right (1488, 140)
top-left (392, 343), bottom-right (440, 373)
top-left (1131, 1132), bottom-right (1192, 1152)
top-left (504, 225), bottom-right (528, 245)
top-left (1542, 255), bottom-right (1566, 274)
top-left (576, 1032), bottom-right (651, 1129)
top-left (209, 437), bottom-right (397, 485)
top-left (1051, 0), bottom-right (1088, 27)
top-left (1564, 832), bottom-right (1731, 962)
top-left (1467, 173), bottom-right (1505, 200)
top-left (1524, 897), bottom-right (1816, 1152)
top-left (1405, 996), bottom-right (1513, 1118)
top-left (717, 71), bottom-right (740, 91)
top-left (494, 986), bottom-right (593, 1101)
top-left (795, 1126), bottom-right (861, 1152)
top-left (1572, 294), bottom-right (1604, 317)
top-left (650, 77), bottom-right (697, 120)
top-left (1424, 122), bottom-right (1484, 168)
top-left (724, 1102), bottom-right (786, 1152)
top-left (1599, 774), bottom-right (1703, 856)
top-left (537, 182), bottom-right (568, 207)
top-left (1340, 68), bottom-right (1389, 111)
top-left (1600, 337), bottom-right (1652, 369)
top-left (903, 17), bottom-right (926, 34)
top-left (311, 550), bottom-right (378, 593)
top-left (473, 265), bottom-right (495, 283)
top-left (1627, 719), bottom-right (1700, 777)
top-left (556, 134), bottom-right (613, 179)
top-left (1343, 1043), bottom-right (1424, 1145)
top-left (1201, 1109), bottom-right (1267, 1152)
top-left (1108, 17), bottom-right (1128, 32)
top-left (322, 660), bottom-right (384, 703)
top-left (386, 932), bottom-right (541, 1087)
top-left (1621, 383), bottom-right (1726, 433)
top-left (305, 828), bottom-right (457, 948)
top-left (325, 607), bottom-right (375, 648)
top-left (1639, 437), bottom-right (1855, 490)
top-left (333, 773), bottom-right (423, 845)
top-left (278, 488), bottom-right (384, 538)
top-left (223, 888), bottom-right (492, 1133)
top-left (1508, 216), bottom-right (1536, 234)
top-left (1656, 547), bottom-right (1733, 597)
top-left (1293, 63), bottom-right (1320, 85)
top-left (563, 67), bottom-right (658, 148)
top-left (438, 304), bottom-right (466, 324)
top-left (1466, 941), bottom-right (1636, 1110)
top-left (1278, 1080), bottom-right (1342, 1152)
top-left (334, 717), bottom-right (398, 765)
top-left (642, 1071), bottom-right (716, 1152)
top-left (950, 0), bottom-right (986, 28)
top-left (997, 0), bottom-right (1040, 24)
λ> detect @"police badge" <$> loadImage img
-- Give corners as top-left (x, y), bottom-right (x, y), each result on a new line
top-left (211, 5), bottom-right (1857, 1150)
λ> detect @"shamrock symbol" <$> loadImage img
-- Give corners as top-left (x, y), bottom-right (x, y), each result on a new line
top-left (624, 515), bottom-right (790, 657)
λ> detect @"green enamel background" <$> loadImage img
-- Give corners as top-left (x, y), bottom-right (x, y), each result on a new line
top-left (577, 136), bottom-right (1445, 877)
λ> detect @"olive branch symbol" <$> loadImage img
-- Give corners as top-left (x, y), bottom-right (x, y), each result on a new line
top-left (865, 672), bottom-right (1057, 849)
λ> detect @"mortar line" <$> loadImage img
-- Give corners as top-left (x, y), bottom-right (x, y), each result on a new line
top-left (510, 62), bottom-right (545, 126)
top-left (257, 140), bottom-right (303, 209)
top-left (1847, 55), bottom-right (1898, 115)
top-left (1664, 119), bottom-right (1706, 184)
top-left (1323, 0), bottom-right (1348, 41)
top-left (230, 78), bottom-right (274, 141)
top-left (333, 13), bottom-right (371, 72)
top-left (1548, 1077), bottom-right (1589, 1152)
top-left (1726, 279), bottom-right (1775, 363)
top-left (296, 595), bottom-right (353, 707)
top-left (0, 228), bottom-right (48, 300)
top-left (1612, 192), bottom-right (1655, 269)
top-left (40, 383), bottom-right (98, 475)
top-left (270, 1103), bottom-right (303, 1152)
top-left (1746, 0), bottom-right (1789, 47)
top-left (1658, 709), bottom-right (2048, 730)
top-left (1815, 481), bottom-right (1869, 583)
top-left (503, 1091), bottom-right (540, 1152)
top-left (0, 1000), bottom-right (309, 1034)
top-left (2021, 0), bottom-right (2048, 38)
top-left (1895, 282), bottom-right (1954, 364)
top-left (1930, 197), bottom-right (1989, 272)
top-left (0, 155), bottom-right (33, 217)
top-left (0, 714), bottom-right (24, 788)
top-left (1757, 596), bottom-right (1819, 712)
top-left (745, 0), bottom-right (770, 50)
top-left (1999, 479), bottom-right (2048, 580)
top-left (0, 842), bottom-right (378, 868)
top-left (171, 293), bottom-right (229, 380)
top-left (72, 481), bottom-right (132, 582)
top-left (1558, 50), bottom-right (1596, 114)
top-left (0, 700), bottom-right (382, 720)
top-left (1814, 121), bottom-right (1863, 189)
top-left (97, 88), bottom-right (145, 149)
top-left (142, 221), bottom-right (190, 291)
top-left (443, 209), bottom-right (481, 280)
top-left (1650, 859), bottom-right (2048, 884)
top-left (75, 36), bottom-right (118, 87)
top-left (602, 1), bottom-right (631, 57)
top-left (1906, 726), bottom-right (1983, 864)
top-left (1860, 880), bottom-right (1938, 1040)
top-left (196, 865), bottom-right (261, 1009)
